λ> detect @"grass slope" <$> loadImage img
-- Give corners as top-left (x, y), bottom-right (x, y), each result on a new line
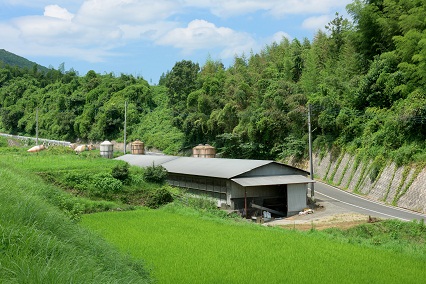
top-left (0, 148), bottom-right (152, 283)
top-left (82, 207), bottom-right (426, 284)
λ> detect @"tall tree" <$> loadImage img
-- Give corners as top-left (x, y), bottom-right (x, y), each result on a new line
top-left (165, 60), bottom-right (200, 128)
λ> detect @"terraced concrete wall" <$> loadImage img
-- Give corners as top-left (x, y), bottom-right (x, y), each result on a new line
top-left (289, 152), bottom-right (426, 214)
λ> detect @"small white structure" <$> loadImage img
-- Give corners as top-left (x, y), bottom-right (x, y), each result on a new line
top-left (100, 140), bottom-right (114, 158)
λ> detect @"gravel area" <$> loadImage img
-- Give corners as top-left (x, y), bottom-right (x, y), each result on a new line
top-left (264, 197), bottom-right (374, 230)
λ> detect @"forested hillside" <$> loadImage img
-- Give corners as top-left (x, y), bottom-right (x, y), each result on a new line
top-left (1, 0), bottom-right (425, 165)
top-left (0, 49), bottom-right (48, 73)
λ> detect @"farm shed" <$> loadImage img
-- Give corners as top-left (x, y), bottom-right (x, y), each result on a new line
top-left (116, 155), bottom-right (313, 216)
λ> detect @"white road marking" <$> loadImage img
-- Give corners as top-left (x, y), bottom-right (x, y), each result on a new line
top-left (315, 181), bottom-right (426, 219)
top-left (315, 191), bottom-right (411, 221)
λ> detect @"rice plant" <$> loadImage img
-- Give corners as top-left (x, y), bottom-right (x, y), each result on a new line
top-left (82, 209), bottom-right (426, 284)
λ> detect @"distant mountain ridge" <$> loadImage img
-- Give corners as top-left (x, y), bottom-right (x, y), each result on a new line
top-left (0, 49), bottom-right (49, 72)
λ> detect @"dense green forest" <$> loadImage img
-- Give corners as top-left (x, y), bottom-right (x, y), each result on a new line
top-left (1, 0), bottom-right (426, 165)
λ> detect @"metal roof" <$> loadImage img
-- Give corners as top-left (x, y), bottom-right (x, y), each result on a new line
top-left (231, 175), bottom-right (314, 187)
top-left (160, 157), bottom-right (272, 179)
top-left (116, 154), bottom-right (309, 179)
top-left (116, 154), bottom-right (179, 167)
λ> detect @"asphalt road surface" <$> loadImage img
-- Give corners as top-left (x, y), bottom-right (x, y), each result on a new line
top-left (312, 181), bottom-right (426, 222)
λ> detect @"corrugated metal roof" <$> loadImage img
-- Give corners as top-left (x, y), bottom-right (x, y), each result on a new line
top-left (231, 175), bottom-right (314, 187)
top-left (161, 157), bottom-right (272, 179)
top-left (116, 154), bottom-right (179, 167)
top-left (116, 154), bottom-right (309, 179)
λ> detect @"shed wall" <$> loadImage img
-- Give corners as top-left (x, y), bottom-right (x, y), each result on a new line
top-left (167, 173), bottom-right (228, 203)
top-left (229, 182), bottom-right (284, 199)
top-left (287, 184), bottom-right (307, 215)
top-left (237, 163), bottom-right (306, 177)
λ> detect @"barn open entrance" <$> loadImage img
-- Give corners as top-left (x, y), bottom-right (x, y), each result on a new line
top-left (250, 184), bottom-right (288, 218)
top-left (261, 184), bottom-right (288, 216)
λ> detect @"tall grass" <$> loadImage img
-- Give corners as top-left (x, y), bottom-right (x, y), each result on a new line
top-left (82, 208), bottom-right (426, 284)
top-left (320, 219), bottom-right (426, 257)
top-left (0, 149), bottom-right (152, 283)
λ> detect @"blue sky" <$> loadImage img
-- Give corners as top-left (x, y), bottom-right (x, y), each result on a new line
top-left (0, 0), bottom-right (352, 84)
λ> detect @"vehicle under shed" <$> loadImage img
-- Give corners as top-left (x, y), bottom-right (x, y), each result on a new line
top-left (116, 155), bottom-right (314, 217)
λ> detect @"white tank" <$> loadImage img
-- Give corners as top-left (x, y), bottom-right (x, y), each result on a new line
top-left (100, 140), bottom-right (114, 158)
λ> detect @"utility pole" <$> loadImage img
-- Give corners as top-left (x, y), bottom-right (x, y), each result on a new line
top-left (36, 108), bottom-right (39, 146)
top-left (308, 104), bottom-right (315, 201)
top-left (124, 101), bottom-right (127, 154)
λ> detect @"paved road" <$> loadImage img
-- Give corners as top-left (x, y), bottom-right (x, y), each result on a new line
top-left (312, 181), bottom-right (426, 222)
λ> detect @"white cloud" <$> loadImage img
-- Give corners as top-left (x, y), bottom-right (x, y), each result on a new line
top-left (302, 15), bottom-right (331, 31)
top-left (183, 0), bottom-right (352, 18)
top-left (270, 31), bottom-right (292, 43)
top-left (119, 22), bottom-right (178, 40)
top-left (2, 1), bottom-right (180, 62)
top-left (2, 0), bottom-right (84, 12)
top-left (44, 4), bottom-right (74, 21)
top-left (74, 0), bottom-right (180, 26)
top-left (0, 21), bottom-right (111, 62)
top-left (156, 19), bottom-right (256, 57)
top-left (269, 0), bottom-right (352, 17)
top-left (0, 0), bottom-right (352, 65)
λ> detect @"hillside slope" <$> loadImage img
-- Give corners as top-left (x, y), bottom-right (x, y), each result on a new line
top-left (0, 149), bottom-right (152, 283)
top-left (0, 49), bottom-right (48, 72)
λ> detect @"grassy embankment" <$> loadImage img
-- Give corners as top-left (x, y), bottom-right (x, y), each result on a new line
top-left (0, 145), bottom-right (152, 283)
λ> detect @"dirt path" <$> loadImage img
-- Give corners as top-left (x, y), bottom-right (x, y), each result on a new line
top-left (265, 199), bottom-right (377, 230)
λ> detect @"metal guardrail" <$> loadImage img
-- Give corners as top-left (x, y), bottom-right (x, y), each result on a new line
top-left (0, 133), bottom-right (71, 147)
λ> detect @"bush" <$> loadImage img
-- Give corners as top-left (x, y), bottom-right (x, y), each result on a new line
top-left (64, 172), bottom-right (90, 191)
top-left (143, 164), bottom-right (168, 184)
top-left (0, 136), bottom-right (8, 147)
top-left (112, 162), bottom-right (130, 183)
top-left (90, 173), bottom-right (123, 197)
top-left (145, 187), bottom-right (174, 209)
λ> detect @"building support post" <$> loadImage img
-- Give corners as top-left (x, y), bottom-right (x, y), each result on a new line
top-left (36, 108), bottom-right (39, 146)
top-left (244, 189), bottom-right (248, 219)
top-left (308, 104), bottom-right (315, 201)
top-left (124, 101), bottom-right (127, 154)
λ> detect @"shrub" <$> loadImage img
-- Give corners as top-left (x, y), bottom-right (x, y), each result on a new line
top-left (0, 136), bottom-right (8, 147)
top-left (64, 172), bottom-right (90, 191)
top-left (44, 146), bottom-right (74, 155)
top-left (143, 163), bottom-right (167, 184)
top-left (90, 173), bottom-right (123, 197)
top-left (182, 194), bottom-right (217, 210)
top-left (112, 162), bottom-right (130, 183)
top-left (145, 187), bottom-right (174, 209)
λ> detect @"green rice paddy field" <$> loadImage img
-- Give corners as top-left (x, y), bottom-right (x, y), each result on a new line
top-left (82, 208), bottom-right (426, 284)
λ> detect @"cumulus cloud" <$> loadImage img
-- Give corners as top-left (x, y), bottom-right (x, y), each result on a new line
top-left (0, 21), bottom-right (111, 62)
top-left (2, 1), bottom-right (181, 61)
top-left (268, 0), bottom-right (352, 17)
top-left (183, 0), bottom-right (352, 18)
top-left (156, 19), bottom-right (256, 57)
top-left (74, 0), bottom-right (180, 26)
top-left (270, 31), bottom-right (292, 43)
top-left (1, 0), bottom-right (351, 64)
top-left (44, 4), bottom-right (74, 20)
top-left (302, 15), bottom-right (331, 31)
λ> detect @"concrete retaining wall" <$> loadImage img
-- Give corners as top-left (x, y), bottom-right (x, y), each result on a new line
top-left (290, 151), bottom-right (426, 214)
